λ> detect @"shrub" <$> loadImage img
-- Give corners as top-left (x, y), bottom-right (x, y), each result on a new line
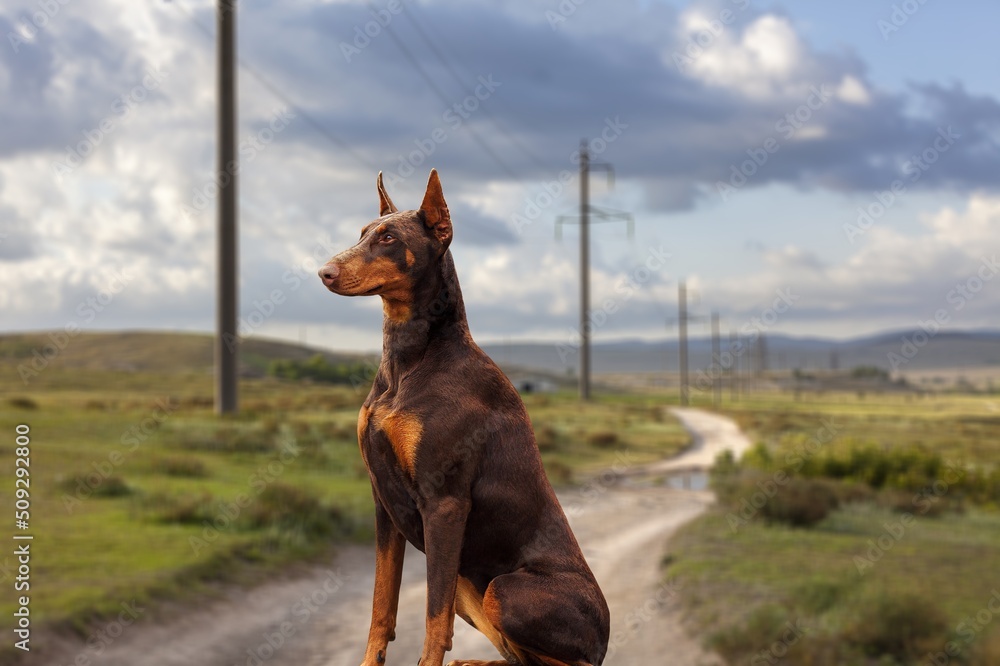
top-left (7, 397), bottom-right (38, 410)
top-left (534, 425), bottom-right (561, 452)
top-left (60, 474), bottom-right (133, 498)
top-left (759, 478), bottom-right (839, 527)
top-left (243, 483), bottom-right (349, 540)
top-left (586, 431), bottom-right (619, 449)
top-left (707, 604), bottom-right (791, 663)
top-left (843, 591), bottom-right (949, 662)
top-left (155, 457), bottom-right (209, 478)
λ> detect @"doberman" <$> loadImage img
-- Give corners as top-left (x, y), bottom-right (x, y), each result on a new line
top-left (318, 170), bottom-right (610, 666)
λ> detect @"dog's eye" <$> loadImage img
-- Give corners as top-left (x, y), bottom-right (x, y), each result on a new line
top-left (379, 233), bottom-right (395, 244)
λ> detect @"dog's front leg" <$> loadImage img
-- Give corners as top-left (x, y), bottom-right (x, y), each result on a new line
top-left (362, 501), bottom-right (406, 666)
top-left (419, 495), bottom-right (470, 666)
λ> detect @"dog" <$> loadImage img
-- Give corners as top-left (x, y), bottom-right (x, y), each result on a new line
top-left (318, 170), bottom-right (610, 666)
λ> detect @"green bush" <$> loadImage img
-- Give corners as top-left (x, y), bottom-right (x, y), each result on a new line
top-left (843, 591), bottom-right (949, 662)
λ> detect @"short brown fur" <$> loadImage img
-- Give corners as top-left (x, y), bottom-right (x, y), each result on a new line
top-left (319, 171), bottom-right (609, 666)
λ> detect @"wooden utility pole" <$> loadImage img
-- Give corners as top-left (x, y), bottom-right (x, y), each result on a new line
top-left (711, 311), bottom-right (721, 408)
top-left (678, 282), bottom-right (690, 406)
top-left (556, 140), bottom-right (632, 401)
top-left (579, 141), bottom-right (591, 401)
top-left (729, 329), bottom-right (739, 402)
top-left (216, 0), bottom-right (238, 415)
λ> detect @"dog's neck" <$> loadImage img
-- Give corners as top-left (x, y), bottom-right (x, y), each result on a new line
top-left (379, 250), bottom-right (470, 377)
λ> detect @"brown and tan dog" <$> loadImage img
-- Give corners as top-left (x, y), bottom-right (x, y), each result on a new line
top-left (318, 170), bottom-right (610, 666)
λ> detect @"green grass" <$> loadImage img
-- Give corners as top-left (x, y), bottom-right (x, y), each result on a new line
top-left (667, 390), bottom-right (1000, 665)
top-left (0, 347), bottom-right (688, 648)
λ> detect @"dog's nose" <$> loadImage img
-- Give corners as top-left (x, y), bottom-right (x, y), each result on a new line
top-left (319, 263), bottom-right (340, 286)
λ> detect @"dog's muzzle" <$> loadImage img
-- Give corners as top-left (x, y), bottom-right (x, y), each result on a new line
top-left (319, 262), bottom-right (341, 290)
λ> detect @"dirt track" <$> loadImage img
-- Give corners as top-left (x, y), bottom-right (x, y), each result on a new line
top-left (45, 408), bottom-right (748, 666)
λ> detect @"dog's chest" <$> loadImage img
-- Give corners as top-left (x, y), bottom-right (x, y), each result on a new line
top-left (358, 400), bottom-right (422, 477)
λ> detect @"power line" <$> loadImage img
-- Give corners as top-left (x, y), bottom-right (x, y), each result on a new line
top-left (401, 1), bottom-right (550, 173)
top-left (365, 2), bottom-right (519, 179)
top-left (171, 1), bottom-right (378, 170)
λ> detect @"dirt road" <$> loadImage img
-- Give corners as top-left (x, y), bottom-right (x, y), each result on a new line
top-left (50, 408), bottom-right (748, 666)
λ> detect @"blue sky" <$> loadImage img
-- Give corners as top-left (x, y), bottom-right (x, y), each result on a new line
top-left (0, 0), bottom-right (997, 353)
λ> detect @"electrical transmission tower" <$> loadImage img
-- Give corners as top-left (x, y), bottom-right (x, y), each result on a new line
top-left (667, 281), bottom-right (706, 406)
top-left (556, 139), bottom-right (633, 401)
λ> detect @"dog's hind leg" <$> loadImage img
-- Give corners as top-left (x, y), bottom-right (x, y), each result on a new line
top-left (480, 571), bottom-right (609, 666)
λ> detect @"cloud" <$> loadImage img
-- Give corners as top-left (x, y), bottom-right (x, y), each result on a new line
top-left (0, 0), bottom-right (998, 350)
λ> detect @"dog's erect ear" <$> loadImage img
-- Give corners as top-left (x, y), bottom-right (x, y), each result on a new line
top-left (419, 169), bottom-right (452, 249)
top-left (377, 171), bottom-right (398, 217)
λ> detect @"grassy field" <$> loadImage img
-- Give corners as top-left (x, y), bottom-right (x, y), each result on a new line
top-left (0, 332), bottom-right (690, 654)
top-left (666, 390), bottom-right (1000, 666)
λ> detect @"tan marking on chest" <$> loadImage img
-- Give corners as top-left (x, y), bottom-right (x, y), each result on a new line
top-left (374, 409), bottom-right (422, 475)
top-left (357, 405), bottom-right (371, 466)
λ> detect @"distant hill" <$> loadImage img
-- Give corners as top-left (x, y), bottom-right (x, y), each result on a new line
top-left (2, 328), bottom-right (997, 383)
top-left (479, 330), bottom-right (1000, 375)
top-left (0, 331), bottom-right (372, 378)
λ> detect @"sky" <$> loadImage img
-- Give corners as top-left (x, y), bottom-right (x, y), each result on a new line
top-left (1, 0), bottom-right (998, 354)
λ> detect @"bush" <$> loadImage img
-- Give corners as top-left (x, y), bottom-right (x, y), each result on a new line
top-left (843, 591), bottom-right (949, 662)
top-left (760, 477), bottom-right (839, 527)
top-left (7, 397), bottom-right (38, 410)
top-left (60, 474), bottom-right (133, 498)
top-left (155, 457), bottom-right (209, 478)
top-left (268, 355), bottom-right (373, 386)
top-left (713, 469), bottom-right (839, 528)
top-left (244, 483), bottom-right (350, 540)
top-left (586, 431), bottom-right (619, 449)
top-left (534, 425), bottom-right (561, 452)
top-left (707, 604), bottom-right (791, 663)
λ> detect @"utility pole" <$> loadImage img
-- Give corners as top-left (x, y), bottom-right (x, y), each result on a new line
top-left (216, 0), bottom-right (238, 415)
top-left (556, 140), bottom-right (633, 401)
top-left (711, 311), bottom-right (721, 408)
top-left (667, 281), bottom-right (705, 406)
top-left (579, 141), bottom-right (591, 401)
top-left (729, 329), bottom-right (739, 402)
top-left (678, 282), bottom-right (689, 406)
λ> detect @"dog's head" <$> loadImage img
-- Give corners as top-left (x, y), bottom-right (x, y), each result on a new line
top-left (318, 170), bottom-right (453, 320)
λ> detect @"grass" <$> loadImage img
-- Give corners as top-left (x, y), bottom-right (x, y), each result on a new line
top-left (667, 390), bottom-right (1000, 665)
top-left (0, 339), bottom-right (689, 654)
